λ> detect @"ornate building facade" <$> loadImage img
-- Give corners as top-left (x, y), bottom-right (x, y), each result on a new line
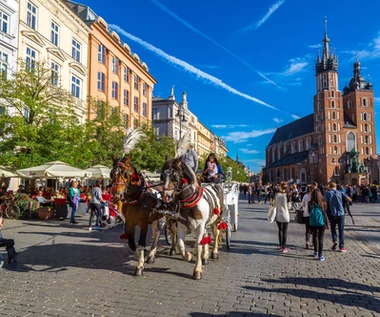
top-left (18, 0), bottom-right (91, 122)
top-left (152, 87), bottom-right (228, 158)
top-left (263, 26), bottom-right (377, 185)
top-left (0, 0), bottom-right (19, 116)
top-left (66, 1), bottom-right (156, 128)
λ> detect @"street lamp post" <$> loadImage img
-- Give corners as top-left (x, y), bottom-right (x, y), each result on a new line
top-left (176, 104), bottom-right (187, 139)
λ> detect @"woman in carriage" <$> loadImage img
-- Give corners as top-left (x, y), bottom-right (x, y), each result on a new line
top-left (202, 153), bottom-right (224, 184)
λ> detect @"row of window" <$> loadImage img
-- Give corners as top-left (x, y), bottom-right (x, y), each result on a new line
top-left (25, 46), bottom-right (82, 98)
top-left (96, 71), bottom-right (147, 96)
top-left (317, 73), bottom-right (337, 92)
top-left (26, 2), bottom-right (83, 63)
top-left (97, 44), bottom-right (148, 94)
top-left (317, 96), bottom-right (372, 109)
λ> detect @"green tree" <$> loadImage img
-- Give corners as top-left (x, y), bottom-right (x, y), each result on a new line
top-left (0, 60), bottom-right (88, 168)
top-left (85, 98), bottom-right (127, 167)
top-left (131, 126), bottom-right (175, 172)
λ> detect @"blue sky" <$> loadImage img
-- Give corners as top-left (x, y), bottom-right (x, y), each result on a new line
top-left (82, 0), bottom-right (380, 172)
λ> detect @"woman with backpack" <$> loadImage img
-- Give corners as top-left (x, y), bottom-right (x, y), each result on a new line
top-left (309, 189), bottom-right (329, 261)
top-left (274, 182), bottom-right (290, 253)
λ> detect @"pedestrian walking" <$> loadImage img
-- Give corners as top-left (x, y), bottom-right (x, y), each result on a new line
top-left (182, 143), bottom-right (198, 173)
top-left (89, 179), bottom-right (105, 230)
top-left (256, 183), bottom-right (262, 204)
top-left (68, 181), bottom-right (81, 224)
top-left (301, 185), bottom-right (312, 250)
top-left (247, 182), bottom-right (252, 204)
top-left (274, 182), bottom-right (290, 253)
top-left (325, 182), bottom-right (351, 252)
top-left (309, 189), bottom-right (329, 261)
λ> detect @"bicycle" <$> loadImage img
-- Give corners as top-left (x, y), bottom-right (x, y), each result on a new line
top-left (0, 199), bottom-right (21, 219)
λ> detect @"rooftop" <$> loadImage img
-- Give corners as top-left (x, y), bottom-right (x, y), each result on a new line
top-left (268, 114), bottom-right (314, 146)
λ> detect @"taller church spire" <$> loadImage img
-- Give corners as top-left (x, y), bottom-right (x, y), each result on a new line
top-left (316, 18), bottom-right (338, 75)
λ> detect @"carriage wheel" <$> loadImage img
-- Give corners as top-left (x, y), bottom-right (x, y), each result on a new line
top-left (5, 204), bottom-right (21, 219)
top-left (164, 224), bottom-right (172, 246)
top-left (225, 225), bottom-right (231, 249)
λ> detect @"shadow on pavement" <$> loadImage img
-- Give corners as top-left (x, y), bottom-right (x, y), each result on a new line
top-left (244, 277), bottom-right (380, 313)
top-left (2, 243), bottom-right (135, 275)
top-left (189, 312), bottom-right (282, 317)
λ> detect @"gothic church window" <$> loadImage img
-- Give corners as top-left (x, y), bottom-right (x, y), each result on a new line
top-left (333, 135), bottom-right (337, 143)
top-left (346, 132), bottom-right (356, 152)
top-left (363, 113), bottom-right (368, 121)
top-left (334, 146), bottom-right (337, 154)
top-left (347, 100), bottom-right (352, 109)
top-left (365, 136), bottom-right (369, 144)
top-left (317, 102), bottom-right (321, 111)
top-left (332, 123), bottom-right (337, 131)
top-left (332, 90), bottom-right (335, 97)
top-left (366, 147), bottom-right (369, 155)
top-left (331, 100), bottom-right (335, 108)
top-left (363, 98), bottom-right (367, 107)
top-left (332, 111), bottom-right (336, 120)
top-left (323, 74), bottom-right (327, 88)
top-left (364, 124), bottom-right (368, 132)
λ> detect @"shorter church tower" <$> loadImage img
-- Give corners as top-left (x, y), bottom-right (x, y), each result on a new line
top-left (343, 58), bottom-right (376, 159)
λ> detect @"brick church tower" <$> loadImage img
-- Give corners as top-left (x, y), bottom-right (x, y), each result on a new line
top-left (343, 58), bottom-right (376, 159)
top-left (313, 21), bottom-right (344, 185)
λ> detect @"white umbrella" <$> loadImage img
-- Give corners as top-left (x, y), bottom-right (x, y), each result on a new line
top-left (16, 161), bottom-right (91, 179)
top-left (0, 165), bottom-right (17, 178)
top-left (141, 170), bottom-right (161, 182)
top-left (85, 165), bottom-right (112, 180)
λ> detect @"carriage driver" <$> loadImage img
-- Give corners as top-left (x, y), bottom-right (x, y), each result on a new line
top-left (182, 143), bottom-right (198, 173)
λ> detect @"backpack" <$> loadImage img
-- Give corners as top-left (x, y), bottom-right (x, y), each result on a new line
top-left (309, 203), bottom-right (324, 226)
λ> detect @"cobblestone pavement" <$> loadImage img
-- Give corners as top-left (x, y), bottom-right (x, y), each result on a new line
top-left (1, 196), bottom-right (380, 317)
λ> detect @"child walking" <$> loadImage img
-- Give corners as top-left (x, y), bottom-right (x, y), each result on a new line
top-left (309, 189), bottom-right (329, 261)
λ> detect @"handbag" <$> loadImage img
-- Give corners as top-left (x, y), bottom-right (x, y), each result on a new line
top-left (296, 209), bottom-right (305, 224)
top-left (267, 206), bottom-right (277, 223)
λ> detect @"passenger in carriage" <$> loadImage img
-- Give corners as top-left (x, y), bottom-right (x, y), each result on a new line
top-left (203, 153), bottom-right (224, 184)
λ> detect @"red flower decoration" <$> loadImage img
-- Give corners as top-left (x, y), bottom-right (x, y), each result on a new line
top-left (120, 233), bottom-right (128, 240)
top-left (214, 208), bottom-right (220, 215)
top-left (181, 178), bottom-right (188, 184)
top-left (218, 222), bottom-right (228, 230)
top-left (131, 174), bottom-right (139, 182)
top-left (200, 236), bottom-right (213, 245)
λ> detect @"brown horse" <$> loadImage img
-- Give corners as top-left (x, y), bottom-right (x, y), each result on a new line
top-left (161, 158), bottom-right (225, 280)
top-left (110, 156), bottom-right (175, 276)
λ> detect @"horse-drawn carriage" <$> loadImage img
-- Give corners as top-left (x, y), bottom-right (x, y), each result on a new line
top-left (110, 130), bottom-right (238, 280)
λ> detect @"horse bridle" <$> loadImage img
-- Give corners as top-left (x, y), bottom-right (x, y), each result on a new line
top-left (111, 160), bottom-right (133, 190)
top-left (162, 165), bottom-right (194, 198)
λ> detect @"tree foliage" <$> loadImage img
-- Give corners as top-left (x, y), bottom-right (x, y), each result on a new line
top-left (131, 126), bottom-right (175, 172)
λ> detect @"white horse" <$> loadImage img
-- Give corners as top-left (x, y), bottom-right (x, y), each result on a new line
top-left (161, 158), bottom-right (225, 280)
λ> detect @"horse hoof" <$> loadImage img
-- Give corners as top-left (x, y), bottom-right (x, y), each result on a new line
top-left (186, 253), bottom-right (193, 262)
top-left (147, 256), bottom-right (155, 264)
top-left (169, 249), bottom-right (176, 256)
top-left (133, 267), bottom-right (144, 276)
top-left (193, 271), bottom-right (202, 280)
top-left (211, 252), bottom-right (219, 259)
top-left (202, 258), bottom-right (209, 265)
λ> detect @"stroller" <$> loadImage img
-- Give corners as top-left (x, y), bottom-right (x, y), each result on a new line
top-left (101, 201), bottom-right (124, 229)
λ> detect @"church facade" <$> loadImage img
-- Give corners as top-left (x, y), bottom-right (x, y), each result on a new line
top-left (263, 27), bottom-right (377, 186)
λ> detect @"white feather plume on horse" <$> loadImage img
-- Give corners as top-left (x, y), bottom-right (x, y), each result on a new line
top-left (175, 135), bottom-right (188, 158)
top-left (123, 128), bottom-right (145, 155)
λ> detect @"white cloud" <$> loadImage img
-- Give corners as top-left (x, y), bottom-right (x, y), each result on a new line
top-left (309, 43), bottom-right (322, 49)
top-left (273, 117), bottom-right (283, 123)
top-left (240, 0), bottom-right (285, 31)
top-left (291, 114), bottom-right (301, 120)
top-left (148, 0), bottom-right (282, 89)
top-left (246, 144), bottom-right (253, 146)
top-left (223, 128), bottom-right (276, 144)
top-left (110, 25), bottom-right (277, 110)
top-left (281, 58), bottom-right (309, 76)
top-left (240, 149), bottom-right (260, 154)
top-left (375, 97), bottom-right (380, 104)
top-left (265, 57), bottom-right (309, 80)
top-left (211, 124), bottom-right (249, 129)
top-left (341, 32), bottom-right (380, 61)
